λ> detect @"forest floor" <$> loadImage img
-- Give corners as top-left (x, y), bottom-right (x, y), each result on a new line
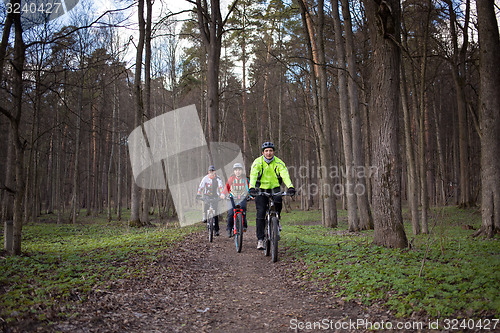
top-left (41, 225), bottom-right (407, 333)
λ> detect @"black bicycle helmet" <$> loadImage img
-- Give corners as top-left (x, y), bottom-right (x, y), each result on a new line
top-left (261, 141), bottom-right (275, 151)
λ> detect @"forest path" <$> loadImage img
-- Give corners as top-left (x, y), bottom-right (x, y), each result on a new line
top-left (53, 226), bottom-right (391, 333)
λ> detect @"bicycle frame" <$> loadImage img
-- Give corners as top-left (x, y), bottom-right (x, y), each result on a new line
top-left (228, 196), bottom-right (247, 252)
top-left (199, 196), bottom-right (219, 242)
top-left (228, 196), bottom-right (245, 233)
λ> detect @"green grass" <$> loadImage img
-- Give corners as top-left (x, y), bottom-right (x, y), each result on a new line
top-left (280, 206), bottom-right (500, 318)
top-left (1, 206), bottom-right (498, 324)
top-left (0, 216), bottom-right (201, 323)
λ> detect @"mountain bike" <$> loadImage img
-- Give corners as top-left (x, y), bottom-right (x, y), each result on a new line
top-left (227, 195), bottom-right (250, 253)
top-left (256, 191), bottom-right (291, 262)
top-left (197, 196), bottom-right (220, 242)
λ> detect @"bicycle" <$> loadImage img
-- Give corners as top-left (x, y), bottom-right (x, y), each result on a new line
top-left (254, 190), bottom-right (291, 262)
top-left (226, 195), bottom-right (250, 253)
top-left (197, 196), bottom-right (220, 242)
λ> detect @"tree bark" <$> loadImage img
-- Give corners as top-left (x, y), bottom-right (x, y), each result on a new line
top-left (9, 4), bottom-right (26, 255)
top-left (473, 0), bottom-right (500, 237)
top-left (432, 100), bottom-right (447, 206)
top-left (241, 2), bottom-right (248, 164)
top-left (365, 0), bottom-right (408, 248)
top-left (1, 11), bottom-right (14, 241)
top-left (446, 0), bottom-right (472, 208)
top-left (400, 63), bottom-right (420, 235)
top-left (340, 0), bottom-right (373, 230)
top-left (140, 0), bottom-right (153, 225)
top-left (298, 0), bottom-right (337, 228)
top-left (130, 0), bottom-right (146, 226)
top-left (331, 0), bottom-right (359, 231)
top-left (417, 0), bottom-right (431, 233)
top-left (196, 0), bottom-right (227, 145)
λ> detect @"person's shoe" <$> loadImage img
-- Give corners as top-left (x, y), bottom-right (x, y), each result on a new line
top-left (257, 240), bottom-right (264, 250)
top-left (243, 227), bottom-right (247, 232)
top-left (227, 229), bottom-right (232, 238)
top-left (215, 231), bottom-right (220, 236)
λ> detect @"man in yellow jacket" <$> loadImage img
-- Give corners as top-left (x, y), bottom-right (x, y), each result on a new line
top-left (249, 142), bottom-right (295, 249)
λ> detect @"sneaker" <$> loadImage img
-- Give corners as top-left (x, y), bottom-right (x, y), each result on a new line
top-left (243, 227), bottom-right (247, 232)
top-left (215, 231), bottom-right (220, 236)
top-left (257, 240), bottom-right (264, 250)
top-left (227, 229), bottom-right (232, 238)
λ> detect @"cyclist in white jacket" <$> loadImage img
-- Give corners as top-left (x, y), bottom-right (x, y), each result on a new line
top-left (196, 165), bottom-right (224, 236)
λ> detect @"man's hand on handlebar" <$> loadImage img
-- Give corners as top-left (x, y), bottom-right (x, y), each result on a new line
top-left (249, 188), bottom-right (258, 197)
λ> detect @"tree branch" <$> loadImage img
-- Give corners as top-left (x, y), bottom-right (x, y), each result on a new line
top-left (24, 3), bottom-right (136, 49)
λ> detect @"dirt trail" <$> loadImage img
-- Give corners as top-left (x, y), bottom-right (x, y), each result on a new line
top-left (50, 226), bottom-right (392, 333)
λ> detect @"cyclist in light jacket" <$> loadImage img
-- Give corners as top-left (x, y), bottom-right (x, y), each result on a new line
top-left (248, 142), bottom-right (295, 250)
top-left (196, 165), bottom-right (224, 236)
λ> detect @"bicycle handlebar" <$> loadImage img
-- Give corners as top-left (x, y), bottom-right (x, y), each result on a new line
top-left (196, 196), bottom-right (221, 203)
top-left (224, 195), bottom-right (252, 201)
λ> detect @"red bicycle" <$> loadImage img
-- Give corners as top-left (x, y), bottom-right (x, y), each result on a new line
top-left (228, 195), bottom-right (249, 253)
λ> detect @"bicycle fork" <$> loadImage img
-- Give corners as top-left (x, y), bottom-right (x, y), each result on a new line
top-left (233, 208), bottom-right (244, 234)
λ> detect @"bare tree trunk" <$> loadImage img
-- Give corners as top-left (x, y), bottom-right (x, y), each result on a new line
top-left (108, 80), bottom-right (117, 221)
top-left (2, 131), bottom-right (15, 252)
top-left (70, 60), bottom-right (84, 224)
top-left (418, 2), bottom-right (431, 233)
top-left (140, 0), bottom-right (153, 225)
top-left (25, 68), bottom-right (42, 223)
top-left (298, 0), bottom-right (338, 228)
top-left (331, 0), bottom-right (358, 231)
top-left (117, 95), bottom-right (122, 221)
top-left (241, 12), bottom-right (248, 164)
top-left (446, 0), bottom-right (472, 208)
top-left (340, 0), bottom-right (373, 230)
top-left (473, 0), bottom-right (500, 237)
top-left (419, 102), bottom-right (429, 234)
top-left (365, 0), bottom-right (408, 248)
top-left (261, 32), bottom-right (273, 143)
top-left (432, 100), bottom-right (447, 206)
top-left (195, 0), bottom-right (230, 145)
top-left (130, 0), bottom-right (146, 225)
top-left (7, 6), bottom-right (25, 254)
top-left (401, 63), bottom-right (420, 235)
top-left (91, 104), bottom-right (97, 216)
top-left (56, 93), bottom-right (63, 224)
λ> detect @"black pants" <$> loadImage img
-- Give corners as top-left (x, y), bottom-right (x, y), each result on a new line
top-left (255, 189), bottom-right (282, 241)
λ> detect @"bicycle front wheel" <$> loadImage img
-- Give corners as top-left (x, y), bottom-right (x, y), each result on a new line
top-left (234, 213), bottom-right (243, 253)
top-left (208, 216), bottom-right (214, 243)
top-left (264, 219), bottom-right (271, 257)
top-left (271, 216), bottom-right (279, 262)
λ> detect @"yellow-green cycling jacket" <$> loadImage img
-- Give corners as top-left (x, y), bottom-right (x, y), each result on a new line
top-left (249, 156), bottom-right (293, 190)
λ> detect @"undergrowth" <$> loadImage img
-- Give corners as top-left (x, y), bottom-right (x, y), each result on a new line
top-left (280, 206), bottom-right (500, 318)
top-left (0, 217), bottom-right (200, 323)
top-left (1, 206), bottom-right (498, 324)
